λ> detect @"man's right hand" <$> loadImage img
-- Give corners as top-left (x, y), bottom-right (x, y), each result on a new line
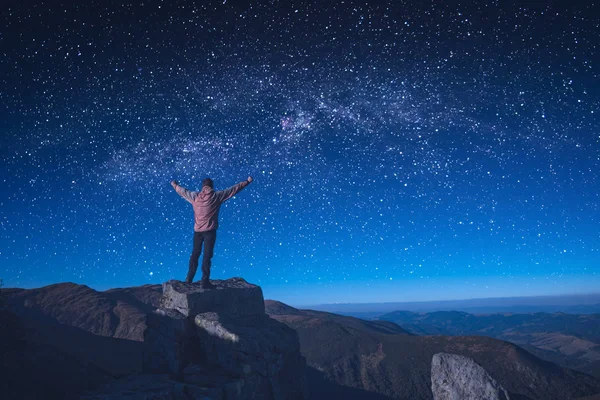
top-left (171, 180), bottom-right (178, 187)
top-left (247, 176), bottom-right (253, 183)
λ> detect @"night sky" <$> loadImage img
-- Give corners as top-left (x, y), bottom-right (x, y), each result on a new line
top-left (1, 0), bottom-right (599, 306)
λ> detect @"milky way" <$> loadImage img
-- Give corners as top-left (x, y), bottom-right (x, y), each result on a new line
top-left (1, 0), bottom-right (598, 305)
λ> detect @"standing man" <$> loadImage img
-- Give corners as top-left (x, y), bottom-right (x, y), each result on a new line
top-left (171, 176), bottom-right (253, 288)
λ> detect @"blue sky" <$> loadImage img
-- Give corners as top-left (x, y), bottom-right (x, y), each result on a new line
top-left (1, 0), bottom-right (598, 306)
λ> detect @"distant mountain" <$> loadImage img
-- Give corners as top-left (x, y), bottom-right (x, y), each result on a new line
top-left (306, 293), bottom-right (600, 315)
top-left (379, 310), bottom-right (600, 379)
top-left (266, 300), bottom-right (600, 400)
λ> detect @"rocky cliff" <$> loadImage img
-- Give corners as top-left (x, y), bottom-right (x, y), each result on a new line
top-left (3, 278), bottom-right (307, 400)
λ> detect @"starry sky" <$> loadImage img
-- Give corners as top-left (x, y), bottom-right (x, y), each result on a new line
top-left (1, 0), bottom-right (599, 306)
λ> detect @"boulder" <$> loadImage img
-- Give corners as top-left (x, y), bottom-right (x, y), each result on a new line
top-left (160, 278), bottom-right (265, 317)
top-left (431, 352), bottom-right (510, 400)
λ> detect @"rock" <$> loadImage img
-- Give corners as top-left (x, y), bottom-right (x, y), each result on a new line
top-left (9, 283), bottom-right (119, 337)
top-left (431, 352), bottom-right (510, 400)
top-left (160, 278), bottom-right (265, 317)
top-left (194, 311), bottom-right (307, 399)
top-left (143, 307), bottom-right (200, 376)
top-left (6, 282), bottom-right (162, 342)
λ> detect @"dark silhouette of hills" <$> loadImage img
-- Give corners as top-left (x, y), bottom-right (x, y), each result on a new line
top-left (379, 310), bottom-right (600, 379)
top-left (266, 300), bottom-right (600, 400)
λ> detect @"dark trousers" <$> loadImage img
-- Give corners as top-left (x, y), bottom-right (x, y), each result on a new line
top-left (186, 230), bottom-right (217, 283)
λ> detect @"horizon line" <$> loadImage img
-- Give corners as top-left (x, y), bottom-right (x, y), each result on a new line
top-left (295, 291), bottom-right (600, 308)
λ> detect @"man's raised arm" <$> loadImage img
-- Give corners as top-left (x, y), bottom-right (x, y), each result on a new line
top-left (216, 176), bottom-right (253, 203)
top-left (171, 180), bottom-right (196, 203)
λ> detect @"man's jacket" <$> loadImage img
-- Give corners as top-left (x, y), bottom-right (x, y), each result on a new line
top-left (172, 180), bottom-right (249, 232)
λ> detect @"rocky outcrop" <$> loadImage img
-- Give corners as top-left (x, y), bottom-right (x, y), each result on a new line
top-left (161, 278), bottom-right (265, 317)
top-left (6, 282), bottom-right (162, 342)
top-left (5, 279), bottom-right (307, 400)
top-left (431, 352), bottom-right (510, 400)
top-left (92, 278), bottom-right (307, 399)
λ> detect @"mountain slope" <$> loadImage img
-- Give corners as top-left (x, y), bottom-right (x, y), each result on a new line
top-left (379, 310), bottom-right (600, 378)
top-left (267, 301), bottom-right (600, 400)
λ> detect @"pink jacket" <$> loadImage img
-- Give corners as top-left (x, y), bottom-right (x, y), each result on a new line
top-left (172, 180), bottom-right (250, 232)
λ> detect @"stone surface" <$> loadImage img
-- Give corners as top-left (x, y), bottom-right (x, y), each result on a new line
top-left (195, 311), bottom-right (307, 399)
top-left (432, 352), bottom-right (510, 400)
top-left (6, 283), bottom-right (162, 342)
top-left (160, 278), bottom-right (265, 317)
top-left (143, 307), bottom-right (200, 376)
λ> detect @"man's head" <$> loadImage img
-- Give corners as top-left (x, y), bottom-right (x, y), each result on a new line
top-left (202, 178), bottom-right (214, 188)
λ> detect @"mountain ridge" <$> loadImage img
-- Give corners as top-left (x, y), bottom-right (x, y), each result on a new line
top-left (379, 309), bottom-right (600, 379)
top-left (266, 300), bottom-right (600, 399)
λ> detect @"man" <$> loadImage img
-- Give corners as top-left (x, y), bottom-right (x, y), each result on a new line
top-left (171, 176), bottom-right (253, 288)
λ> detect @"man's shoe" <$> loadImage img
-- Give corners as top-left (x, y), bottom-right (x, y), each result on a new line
top-left (201, 280), bottom-right (216, 289)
